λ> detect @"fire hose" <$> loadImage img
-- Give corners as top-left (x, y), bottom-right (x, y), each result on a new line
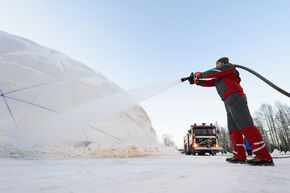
top-left (181, 65), bottom-right (290, 98)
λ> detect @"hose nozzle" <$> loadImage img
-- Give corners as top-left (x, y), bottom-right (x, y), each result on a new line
top-left (181, 77), bottom-right (188, 82)
top-left (181, 72), bottom-right (194, 82)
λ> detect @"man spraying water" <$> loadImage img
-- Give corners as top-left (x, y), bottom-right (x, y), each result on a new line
top-left (182, 57), bottom-right (274, 166)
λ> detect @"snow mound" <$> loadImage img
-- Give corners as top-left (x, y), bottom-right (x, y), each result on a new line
top-left (0, 30), bottom-right (169, 158)
top-left (271, 149), bottom-right (290, 156)
top-left (271, 149), bottom-right (281, 156)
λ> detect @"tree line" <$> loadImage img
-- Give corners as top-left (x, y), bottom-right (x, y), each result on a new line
top-left (217, 102), bottom-right (290, 153)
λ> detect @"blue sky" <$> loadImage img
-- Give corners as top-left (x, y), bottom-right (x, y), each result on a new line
top-left (1, 0), bottom-right (289, 147)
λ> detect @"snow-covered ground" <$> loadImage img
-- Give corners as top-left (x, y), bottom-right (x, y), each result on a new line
top-left (1, 30), bottom-right (290, 193)
top-left (1, 153), bottom-right (290, 193)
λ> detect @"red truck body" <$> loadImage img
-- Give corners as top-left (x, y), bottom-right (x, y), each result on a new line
top-left (184, 123), bottom-right (222, 155)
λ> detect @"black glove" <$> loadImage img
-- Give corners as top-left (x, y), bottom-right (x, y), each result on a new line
top-left (189, 78), bottom-right (200, 85)
top-left (181, 72), bottom-right (201, 84)
top-left (188, 72), bottom-right (194, 84)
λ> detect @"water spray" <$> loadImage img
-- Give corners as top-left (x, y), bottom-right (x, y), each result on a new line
top-left (9, 79), bottom-right (181, 146)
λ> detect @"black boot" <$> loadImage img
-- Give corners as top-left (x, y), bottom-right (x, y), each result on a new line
top-left (247, 157), bottom-right (274, 166)
top-left (226, 157), bottom-right (246, 164)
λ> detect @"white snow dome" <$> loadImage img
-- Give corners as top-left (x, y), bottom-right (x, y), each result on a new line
top-left (0, 30), bottom-right (176, 158)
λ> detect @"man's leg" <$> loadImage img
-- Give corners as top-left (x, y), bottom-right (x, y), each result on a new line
top-left (242, 125), bottom-right (272, 161)
top-left (224, 94), bottom-right (272, 163)
top-left (226, 105), bottom-right (246, 161)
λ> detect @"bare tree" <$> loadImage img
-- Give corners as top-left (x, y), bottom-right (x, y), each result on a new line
top-left (216, 125), bottom-right (232, 153)
top-left (258, 104), bottom-right (280, 148)
top-left (254, 102), bottom-right (290, 152)
top-left (275, 102), bottom-right (290, 152)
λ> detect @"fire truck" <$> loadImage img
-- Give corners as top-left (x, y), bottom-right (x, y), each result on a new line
top-left (184, 123), bottom-right (222, 155)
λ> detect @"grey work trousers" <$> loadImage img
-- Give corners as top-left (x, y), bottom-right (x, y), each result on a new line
top-left (224, 93), bottom-right (254, 131)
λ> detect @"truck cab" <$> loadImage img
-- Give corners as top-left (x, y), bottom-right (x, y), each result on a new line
top-left (184, 123), bottom-right (222, 155)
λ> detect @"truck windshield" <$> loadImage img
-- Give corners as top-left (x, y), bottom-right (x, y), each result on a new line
top-left (193, 128), bottom-right (216, 135)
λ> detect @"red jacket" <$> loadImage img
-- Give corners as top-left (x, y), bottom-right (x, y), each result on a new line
top-left (198, 63), bottom-right (245, 100)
